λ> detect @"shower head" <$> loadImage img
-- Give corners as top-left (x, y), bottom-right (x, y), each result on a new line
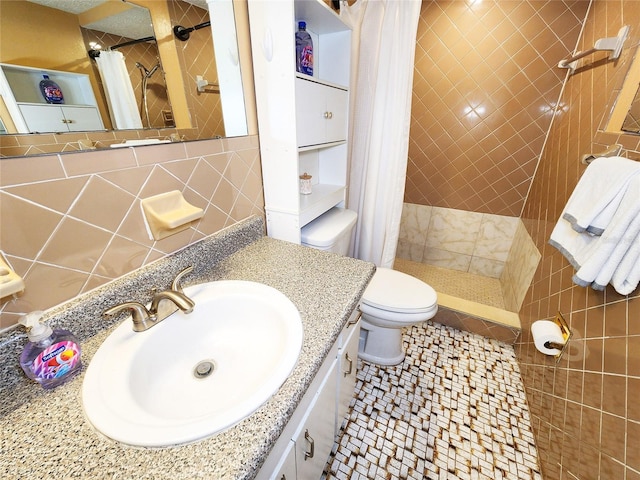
top-left (135, 62), bottom-right (150, 75)
top-left (136, 62), bottom-right (160, 78)
top-left (148, 63), bottom-right (160, 77)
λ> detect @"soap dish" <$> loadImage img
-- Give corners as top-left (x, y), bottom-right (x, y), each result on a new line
top-left (0, 252), bottom-right (25, 299)
top-left (141, 191), bottom-right (204, 240)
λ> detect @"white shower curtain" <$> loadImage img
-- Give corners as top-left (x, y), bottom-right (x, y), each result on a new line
top-left (95, 50), bottom-right (143, 130)
top-left (341, 0), bottom-right (421, 267)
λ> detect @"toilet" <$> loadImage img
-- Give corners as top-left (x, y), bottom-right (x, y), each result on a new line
top-left (301, 207), bottom-right (438, 366)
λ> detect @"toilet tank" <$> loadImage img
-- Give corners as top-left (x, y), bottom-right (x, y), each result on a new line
top-left (300, 208), bottom-right (357, 255)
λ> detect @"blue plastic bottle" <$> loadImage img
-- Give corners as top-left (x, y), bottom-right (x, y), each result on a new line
top-left (19, 311), bottom-right (82, 389)
top-left (39, 75), bottom-right (64, 104)
top-left (295, 21), bottom-right (313, 76)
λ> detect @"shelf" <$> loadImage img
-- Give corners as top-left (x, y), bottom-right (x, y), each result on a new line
top-left (298, 140), bottom-right (346, 152)
top-left (294, 0), bottom-right (346, 34)
top-left (299, 184), bottom-right (345, 226)
top-left (295, 73), bottom-right (347, 91)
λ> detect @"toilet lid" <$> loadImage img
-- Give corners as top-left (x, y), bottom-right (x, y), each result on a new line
top-left (362, 268), bottom-right (437, 314)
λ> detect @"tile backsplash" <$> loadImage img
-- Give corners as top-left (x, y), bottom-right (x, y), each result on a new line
top-left (0, 136), bottom-right (264, 329)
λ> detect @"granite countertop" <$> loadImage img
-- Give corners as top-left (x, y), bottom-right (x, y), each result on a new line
top-left (0, 217), bottom-right (375, 480)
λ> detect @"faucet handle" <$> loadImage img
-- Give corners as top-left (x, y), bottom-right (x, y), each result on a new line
top-left (171, 265), bottom-right (193, 293)
top-left (104, 302), bottom-right (157, 332)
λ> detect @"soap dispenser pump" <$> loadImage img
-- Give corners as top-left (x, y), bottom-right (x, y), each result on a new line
top-left (18, 311), bottom-right (82, 389)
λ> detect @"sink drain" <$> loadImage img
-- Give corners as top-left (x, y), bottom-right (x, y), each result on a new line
top-left (193, 360), bottom-right (216, 379)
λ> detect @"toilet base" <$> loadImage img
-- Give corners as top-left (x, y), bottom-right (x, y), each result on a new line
top-left (358, 320), bottom-right (405, 366)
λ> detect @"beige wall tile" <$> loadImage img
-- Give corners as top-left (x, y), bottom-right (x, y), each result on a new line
top-left (0, 192), bottom-right (63, 259)
top-left (423, 247), bottom-right (472, 272)
top-left (38, 217), bottom-right (113, 272)
top-left (426, 207), bottom-right (483, 255)
top-left (469, 256), bottom-right (504, 278)
top-left (69, 177), bottom-right (135, 232)
top-left (6, 177), bottom-right (87, 214)
top-left (475, 214), bottom-right (519, 262)
top-left (0, 154), bottom-right (66, 187)
top-left (61, 148), bottom-right (137, 176)
top-left (0, 136), bottom-right (264, 328)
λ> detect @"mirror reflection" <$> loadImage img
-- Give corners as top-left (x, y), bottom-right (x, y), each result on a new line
top-left (0, 0), bottom-right (247, 157)
top-left (621, 82), bottom-right (640, 134)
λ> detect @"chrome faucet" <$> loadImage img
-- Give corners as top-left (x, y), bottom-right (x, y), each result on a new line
top-left (104, 266), bottom-right (195, 332)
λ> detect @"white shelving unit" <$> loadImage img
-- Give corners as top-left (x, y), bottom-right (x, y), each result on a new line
top-left (0, 63), bottom-right (104, 133)
top-left (248, 0), bottom-right (351, 243)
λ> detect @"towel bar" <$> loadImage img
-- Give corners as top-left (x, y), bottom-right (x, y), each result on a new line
top-left (581, 144), bottom-right (623, 164)
top-left (559, 26), bottom-right (629, 73)
top-left (196, 75), bottom-right (220, 94)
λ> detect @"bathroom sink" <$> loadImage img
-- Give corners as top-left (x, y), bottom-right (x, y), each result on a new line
top-left (82, 280), bottom-right (303, 447)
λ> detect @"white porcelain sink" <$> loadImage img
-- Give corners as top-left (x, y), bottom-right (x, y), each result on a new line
top-left (82, 280), bottom-right (303, 447)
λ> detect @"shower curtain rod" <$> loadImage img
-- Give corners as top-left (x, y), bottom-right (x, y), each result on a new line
top-left (88, 36), bottom-right (157, 59)
top-left (173, 21), bottom-right (211, 41)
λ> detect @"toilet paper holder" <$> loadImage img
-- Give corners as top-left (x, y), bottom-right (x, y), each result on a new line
top-left (546, 312), bottom-right (572, 358)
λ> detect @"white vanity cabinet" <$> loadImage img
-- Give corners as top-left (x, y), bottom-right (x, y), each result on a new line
top-left (0, 63), bottom-right (104, 133)
top-left (257, 310), bottom-right (361, 480)
top-left (248, 0), bottom-right (351, 244)
top-left (18, 104), bottom-right (103, 133)
top-left (293, 357), bottom-right (338, 479)
top-left (337, 313), bottom-right (360, 430)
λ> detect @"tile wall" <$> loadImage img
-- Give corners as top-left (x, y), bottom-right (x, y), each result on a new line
top-left (516, 1), bottom-right (640, 478)
top-left (168, 0), bottom-right (226, 139)
top-left (397, 203), bottom-right (519, 279)
top-left (501, 220), bottom-right (541, 312)
top-left (406, 1), bottom-right (588, 217)
top-left (0, 136), bottom-right (264, 329)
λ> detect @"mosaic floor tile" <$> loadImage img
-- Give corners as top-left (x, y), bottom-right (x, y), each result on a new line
top-left (323, 322), bottom-right (541, 480)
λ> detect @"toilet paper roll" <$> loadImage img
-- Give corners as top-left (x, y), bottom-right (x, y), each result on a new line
top-left (531, 320), bottom-right (565, 355)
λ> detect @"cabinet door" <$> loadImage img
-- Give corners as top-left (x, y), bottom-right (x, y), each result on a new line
top-left (295, 78), bottom-right (327, 147)
top-left (294, 359), bottom-right (337, 479)
top-left (18, 104), bottom-right (67, 133)
top-left (271, 439), bottom-right (297, 480)
top-left (337, 317), bottom-right (360, 431)
top-left (324, 87), bottom-right (347, 144)
top-left (61, 106), bottom-right (104, 131)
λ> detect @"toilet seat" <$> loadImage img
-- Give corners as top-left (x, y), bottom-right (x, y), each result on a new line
top-left (361, 268), bottom-right (437, 314)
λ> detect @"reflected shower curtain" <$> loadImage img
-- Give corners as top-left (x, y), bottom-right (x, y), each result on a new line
top-left (95, 50), bottom-right (143, 130)
top-left (341, 0), bottom-right (421, 267)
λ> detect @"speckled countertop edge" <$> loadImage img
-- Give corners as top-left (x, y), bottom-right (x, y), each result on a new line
top-left (0, 216), bottom-right (376, 480)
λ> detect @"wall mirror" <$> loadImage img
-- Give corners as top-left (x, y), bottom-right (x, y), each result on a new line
top-left (621, 83), bottom-right (640, 134)
top-left (0, 0), bottom-right (249, 157)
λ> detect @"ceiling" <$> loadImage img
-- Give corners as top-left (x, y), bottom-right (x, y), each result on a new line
top-left (25, 0), bottom-right (209, 40)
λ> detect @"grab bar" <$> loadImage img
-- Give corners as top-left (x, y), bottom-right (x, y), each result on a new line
top-left (581, 144), bottom-right (623, 164)
top-left (559, 26), bottom-right (629, 73)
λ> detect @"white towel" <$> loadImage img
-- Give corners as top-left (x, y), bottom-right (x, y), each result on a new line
top-left (611, 227), bottom-right (640, 295)
top-left (549, 215), bottom-right (596, 269)
top-left (561, 156), bottom-right (640, 234)
top-left (573, 175), bottom-right (640, 293)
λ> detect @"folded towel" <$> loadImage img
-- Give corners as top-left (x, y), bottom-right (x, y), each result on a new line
top-left (549, 215), bottom-right (596, 269)
top-left (611, 227), bottom-right (640, 295)
top-left (562, 156), bottom-right (640, 234)
top-left (573, 174), bottom-right (640, 293)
